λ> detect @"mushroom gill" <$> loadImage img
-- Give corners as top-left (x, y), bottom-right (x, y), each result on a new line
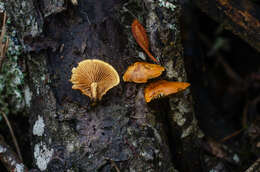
top-left (70, 59), bottom-right (120, 101)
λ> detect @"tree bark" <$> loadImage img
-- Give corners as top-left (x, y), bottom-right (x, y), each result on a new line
top-left (5, 0), bottom-right (203, 171)
top-left (194, 0), bottom-right (260, 53)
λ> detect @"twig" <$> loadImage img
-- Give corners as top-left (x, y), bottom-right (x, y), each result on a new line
top-left (0, 12), bottom-right (7, 44)
top-left (0, 134), bottom-right (28, 172)
top-left (110, 159), bottom-right (120, 172)
top-left (1, 112), bottom-right (23, 162)
top-left (202, 137), bottom-right (240, 164)
top-left (0, 37), bottom-right (9, 69)
top-left (242, 96), bottom-right (260, 128)
top-left (4, 36), bottom-right (9, 55)
top-left (199, 33), bottom-right (243, 84)
top-left (104, 158), bottom-right (121, 172)
top-left (217, 55), bottom-right (243, 83)
top-left (220, 128), bottom-right (244, 142)
top-left (0, 12), bottom-right (9, 70)
top-left (242, 101), bottom-right (249, 128)
top-left (245, 158), bottom-right (260, 172)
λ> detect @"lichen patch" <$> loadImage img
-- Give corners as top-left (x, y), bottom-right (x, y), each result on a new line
top-left (34, 142), bottom-right (54, 171)
top-left (24, 85), bottom-right (32, 107)
top-left (165, 60), bottom-right (178, 79)
top-left (172, 112), bottom-right (186, 126)
top-left (181, 125), bottom-right (193, 138)
top-left (0, 145), bottom-right (6, 153)
top-left (158, 0), bottom-right (176, 11)
top-left (33, 116), bottom-right (45, 136)
top-left (15, 163), bottom-right (25, 172)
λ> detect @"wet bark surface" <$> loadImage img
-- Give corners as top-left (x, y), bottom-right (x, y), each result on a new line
top-left (5, 0), bottom-right (203, 171)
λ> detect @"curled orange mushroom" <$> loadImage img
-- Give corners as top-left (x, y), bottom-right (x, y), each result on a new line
top-left (123, 62), bottom-right (165, 83)
top-left (144, 80), bottom-right (190, 102)
top-left (70, 59), bottom-right (120, 101)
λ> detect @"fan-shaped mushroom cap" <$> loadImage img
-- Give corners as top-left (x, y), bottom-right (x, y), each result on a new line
top-left (144, 80), bottom-right (190, 102)
top-left (123, 62), bottom-right (165, 83)
top-left (70, 59), bottom-right (120, 100)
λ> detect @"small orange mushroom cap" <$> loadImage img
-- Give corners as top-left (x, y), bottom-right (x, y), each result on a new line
top-left (123, 62), bottom-right (165, 83)
top-left (144, 80), bottom-right (190, 102)
top-left (70, 59), bottom-right (120, 100)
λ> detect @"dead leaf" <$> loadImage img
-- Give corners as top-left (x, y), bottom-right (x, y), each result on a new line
top-left (131, 19), bottom-right (158, 63)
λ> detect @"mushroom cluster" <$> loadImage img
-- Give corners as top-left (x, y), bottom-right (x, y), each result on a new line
top-left (121, 19), bottom-right (191, 103)
top-left (70, 19), bottom-right (190, 103)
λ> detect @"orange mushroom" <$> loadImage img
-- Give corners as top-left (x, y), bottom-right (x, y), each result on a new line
top-left (70, 59), bottom-right (120, 101)
top-left (144, 80), bottom-right (190, 102)
top-left (123, 62), bottom-right (165, 83)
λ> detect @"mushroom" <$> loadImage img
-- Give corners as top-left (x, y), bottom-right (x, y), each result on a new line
top-left (144, 80), bottom-right (190, 102)
top-left (70, 59), bottom-right (120, 101)
top-left (123, 62), bottom-right (165, 83)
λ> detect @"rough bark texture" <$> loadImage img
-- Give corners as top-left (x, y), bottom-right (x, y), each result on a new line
top-left (194, 0), bottom-right (260, 53)
top-left (144, 1), bottom-right (203, 171)
top-left (5, 0), bottom-right (202, 171)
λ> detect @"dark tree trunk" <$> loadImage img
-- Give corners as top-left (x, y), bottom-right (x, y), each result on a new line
top-left (5, 0), bottom-right (202, 171)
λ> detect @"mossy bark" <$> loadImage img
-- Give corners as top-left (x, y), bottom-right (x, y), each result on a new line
top-left (5, 0), bottom-right (202, 171)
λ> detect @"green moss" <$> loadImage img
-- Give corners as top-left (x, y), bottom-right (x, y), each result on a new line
top-left (0, 24), bottom-right (25, 115)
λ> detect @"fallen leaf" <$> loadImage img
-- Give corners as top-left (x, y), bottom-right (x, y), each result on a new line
top-left (123, 62), bottom-right (165, 83)
top-left (144, 80), bottom-right (190, 102)
top-left (132, 19), bottom-right (158, 63)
